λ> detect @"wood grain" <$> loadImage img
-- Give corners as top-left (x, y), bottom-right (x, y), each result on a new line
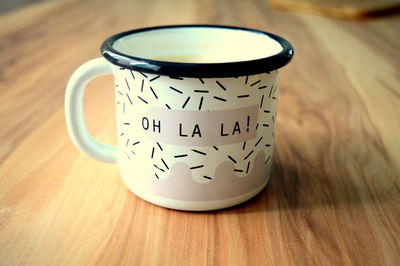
top-left (0, 0), bottom-right (399, 265)
top-left (269, 0), bottom-right (400, 19)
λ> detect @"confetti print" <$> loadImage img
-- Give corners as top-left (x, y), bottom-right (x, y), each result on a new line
top-left (156, 142), bottom-right (163, 151)
top-left (125, 78), bottom-right (131, 91)
top-left (139, 72), bottom-right (148, 78)
top-left (213, 96), bottom-right (227, 102)
top-left (254, 136), bottom-right (263, 147)
top-left (154, 164), bottom-right (165, 172)
top-left (149, 75), bottom-right (160, 82)
top-left (174, 154), bottom-right (188, 158)
top-left (138, 96), bottom-right (148, 104)
top-left (192, 149), bottom-right (206, 155)
top-left (244, 150), bottom-right (254, 160)
top-left (216, 80), bottom-right (226, 91)
top-left (194, 90), bottom-right (209, 93)
top-left (182, 97), bottom-right (190, 109)
top-left (190, 165), bottom-right (204, 170)
top-left (126, 94), bottom-right (133, 105)
top-left (141, 80), bottom-right (144, 92)
top-left (227, 155), bottom-right (237, 164)
top-left (260, 95), bottom-right (264, 108)
top-left (115, 68), bottom-right (278, 183)
top-left (161, 158), bottom-right (169, 170)
top-left (198, 97), bottom-right (204, 110)
top-left (250, 80), bottom-right (261, 87)
top-left (170, 86), bottom-right (183, 94)
top-left (169, 76), bottom-right (184, 80)
top-left (150, 86), bottom-right (158, 99)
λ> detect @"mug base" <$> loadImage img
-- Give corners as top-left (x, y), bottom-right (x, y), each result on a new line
top-left (122, 178), bottom-right (269, 211)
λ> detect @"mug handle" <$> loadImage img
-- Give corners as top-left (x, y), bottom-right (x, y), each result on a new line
top-left (65, 57), bottom-right (117, 163)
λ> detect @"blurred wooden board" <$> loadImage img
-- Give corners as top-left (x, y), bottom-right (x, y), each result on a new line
top-left (270, 0), bottom-right (400, 19)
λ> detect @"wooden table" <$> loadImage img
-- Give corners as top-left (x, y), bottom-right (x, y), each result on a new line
top-left (1, 0), bottom-right (399, 265)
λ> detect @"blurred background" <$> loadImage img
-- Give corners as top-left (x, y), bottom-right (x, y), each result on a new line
top-left (0, 0), bottom-right (399, 265)
top-left (1, 0), bottom-right (48, 14)
top-left (2, 0), bottom-right (400, 16)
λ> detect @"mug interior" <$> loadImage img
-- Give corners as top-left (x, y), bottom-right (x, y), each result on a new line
top-left (112, 26), bottom-right (284, 63)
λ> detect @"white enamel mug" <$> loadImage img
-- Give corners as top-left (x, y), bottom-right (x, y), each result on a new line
top-left (65, 25), bottom-right (293, 211)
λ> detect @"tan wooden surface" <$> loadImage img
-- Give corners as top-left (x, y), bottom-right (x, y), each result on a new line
top-left (0, 0), bottom-right (399, 265)
top-left (269, 0), bottom-right (400, 19)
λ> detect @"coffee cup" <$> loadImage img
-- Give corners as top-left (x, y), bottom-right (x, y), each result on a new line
top-left (65, 25), bottom-right (293, 211)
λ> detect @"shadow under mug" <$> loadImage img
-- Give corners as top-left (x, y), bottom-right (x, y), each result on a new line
top-left (65, 25), bottom-right (294, 211)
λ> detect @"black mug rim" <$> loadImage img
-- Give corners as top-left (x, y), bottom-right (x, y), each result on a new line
top-left (101, 25), bottom-right (294, 78)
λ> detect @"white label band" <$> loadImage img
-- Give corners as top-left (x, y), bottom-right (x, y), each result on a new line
top-left (126, 104), bottom-right (259, 146)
